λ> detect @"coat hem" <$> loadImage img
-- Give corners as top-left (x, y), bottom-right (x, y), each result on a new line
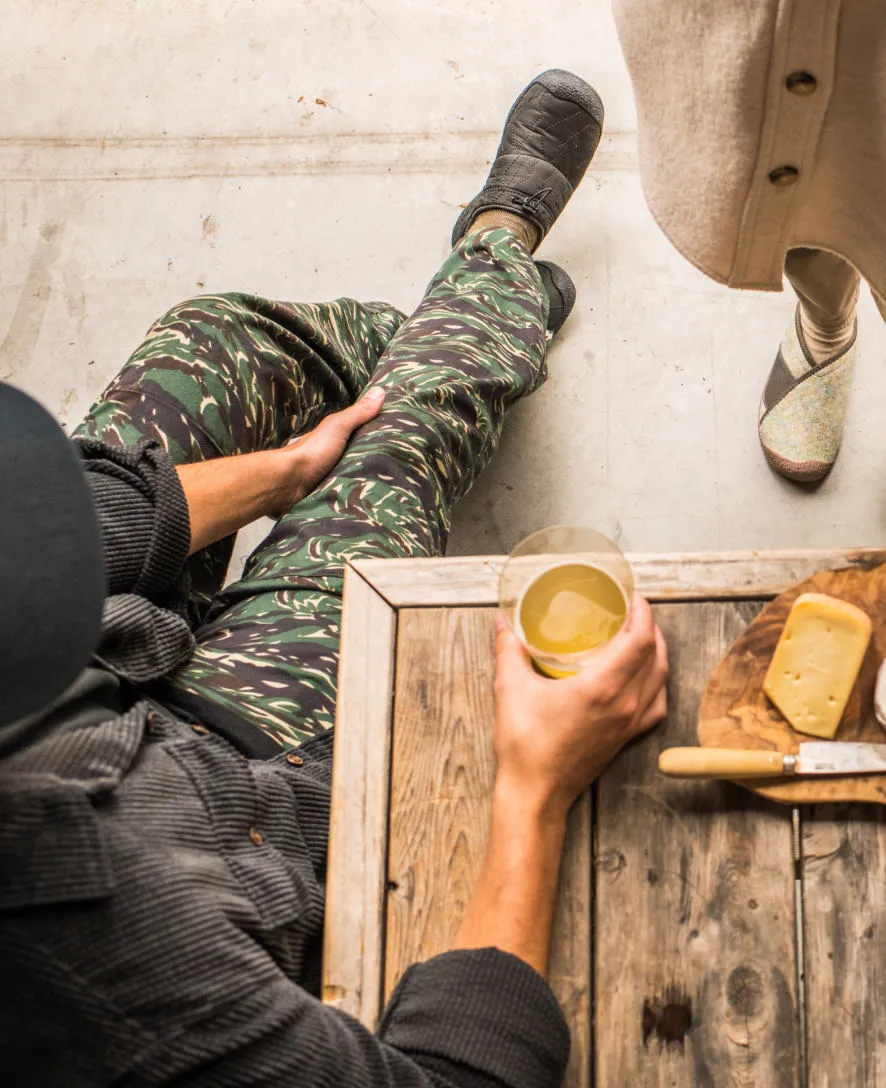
top-left (641, 190), bottom-right (785, 294)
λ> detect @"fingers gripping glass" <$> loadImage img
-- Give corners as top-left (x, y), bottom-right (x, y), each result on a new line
top-left (499, 526), bottom-right (634, 678)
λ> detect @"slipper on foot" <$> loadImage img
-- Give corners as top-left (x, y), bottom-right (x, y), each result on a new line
top-left (536, 260), bottom-right (576, 335)
top-left (452, 69), bottom-right (604, 250)
top-left (758, 307), bottom-right (857, 484)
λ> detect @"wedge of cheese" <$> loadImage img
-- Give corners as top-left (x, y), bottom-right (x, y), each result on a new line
top-left (763, 592), bottom-right (872, 739)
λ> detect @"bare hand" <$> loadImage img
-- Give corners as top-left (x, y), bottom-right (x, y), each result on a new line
top-left (493, 594), bottom-right (668, 817)
top-left (267, 386), bottom-right (386, 517)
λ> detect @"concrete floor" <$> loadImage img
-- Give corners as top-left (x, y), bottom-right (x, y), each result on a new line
top-left (3, 0), bottom-right (886, 572)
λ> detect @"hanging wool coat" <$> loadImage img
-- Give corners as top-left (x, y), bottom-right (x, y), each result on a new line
top-left (611, 0), bottom-right (886, 296)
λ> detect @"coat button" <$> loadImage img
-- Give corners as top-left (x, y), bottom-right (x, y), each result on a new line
top-left (286, 753), bottom-right (304, 766)
top-left (786, 71), bottom-right (817, 95)
top-left (249, 827), bottom-right (264, 846)
top-left (769, 165), bottom-right (800, 186)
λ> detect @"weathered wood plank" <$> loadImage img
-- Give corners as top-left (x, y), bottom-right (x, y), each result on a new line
top-left (553, 791), bottom-right (593, 1083)
top-left (385, 607), bottom-right (591, 1088)
top-left (802, 805), bottom-right (886, 1086)
top-left (353, 550), bottom-right (886, 608)
top-left (594, 602), bottom-right (800, 1087)
top-left (322, 567), bottom-right (397, 1028)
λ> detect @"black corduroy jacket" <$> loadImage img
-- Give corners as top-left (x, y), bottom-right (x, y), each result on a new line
top-left (0, 439), bottom-right (570, 1088)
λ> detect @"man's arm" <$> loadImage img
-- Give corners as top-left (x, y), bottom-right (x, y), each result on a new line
top-left (177, 387), bottom-right (385, 554)
top-left (453, 600), bottom-right (668, 977)
top-left (453, 783), bottom-right (566, 978)
top-left (77, 388), bottom-right (384, 609)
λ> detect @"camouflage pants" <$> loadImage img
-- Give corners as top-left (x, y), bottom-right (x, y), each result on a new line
top-left (76, 228), bottom-right (549, 749)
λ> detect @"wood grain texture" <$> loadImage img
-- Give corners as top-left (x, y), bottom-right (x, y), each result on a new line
top-left (699, 564), bottom-right (886, 805)
top-left (352, 549), bottom-right (886, 607)
top-left (385, 607), bottom-right (591, 1088)
top-left (595, 602), bottom-right (800, 1088)
top-left (802, 805), bottom-right (886, 1087)
top-left (322, 568), bottom-right (397, 1027)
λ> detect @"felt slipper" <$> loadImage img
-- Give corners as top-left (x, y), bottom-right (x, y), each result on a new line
top-left (452, 69), bottom-right (603, 250)
top-left (758, 307), bottom-right (857, 483)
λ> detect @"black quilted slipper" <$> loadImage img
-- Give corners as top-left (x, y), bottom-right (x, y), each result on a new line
top-left (452, 69), bottom-right (604, 249)
top-left (537, 261), bottom-right (576, 335)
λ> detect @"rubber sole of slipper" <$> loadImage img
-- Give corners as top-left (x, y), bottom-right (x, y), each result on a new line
top-left (760, 441), bottom-right (834, 484)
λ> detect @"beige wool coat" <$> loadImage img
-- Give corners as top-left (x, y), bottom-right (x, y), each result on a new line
top-left (611, 0), bottom-right (886, 296)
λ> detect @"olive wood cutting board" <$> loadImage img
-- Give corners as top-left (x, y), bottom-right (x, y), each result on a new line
top-left (698, 562), bottom-right (886, 804)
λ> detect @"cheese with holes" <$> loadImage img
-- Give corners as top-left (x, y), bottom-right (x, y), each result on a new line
top-left (763, 592), bottom-right (872, 739)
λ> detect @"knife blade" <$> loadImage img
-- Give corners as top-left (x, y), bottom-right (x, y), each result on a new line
top-left (659, 743), bottom-right (886, 779)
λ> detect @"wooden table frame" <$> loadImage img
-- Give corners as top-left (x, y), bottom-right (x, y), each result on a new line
top-left (322, 547), bottom-right (886, 1084)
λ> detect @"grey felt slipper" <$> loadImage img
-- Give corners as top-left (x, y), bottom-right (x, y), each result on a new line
top-left (452, 69), bottom-right (604, 249)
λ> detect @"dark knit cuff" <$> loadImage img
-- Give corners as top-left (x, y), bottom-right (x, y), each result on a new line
top-left (134, 443), bottom-right (191, 601)
top-left (378, 948), bottom-right (570, 1088)
top-left (76, 438), bottom-right (191, 609)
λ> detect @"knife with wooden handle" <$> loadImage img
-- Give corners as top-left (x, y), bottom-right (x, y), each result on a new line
top-left (659, 743), bottom-right (886, 779)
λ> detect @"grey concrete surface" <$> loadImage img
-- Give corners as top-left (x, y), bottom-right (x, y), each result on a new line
top-left (3, 0), bottom-right (884, 574)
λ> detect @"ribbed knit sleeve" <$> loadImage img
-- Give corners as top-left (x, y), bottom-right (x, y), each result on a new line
top-left (74, 438), bottom-right (191, 612)
top-left (378, 949), bottom-right (571, 1088)
top-left (73, 439), bottom-right (195, 681)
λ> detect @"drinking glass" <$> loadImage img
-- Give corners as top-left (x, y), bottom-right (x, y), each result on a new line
top-left (499, 525), bottom-right (634, 678)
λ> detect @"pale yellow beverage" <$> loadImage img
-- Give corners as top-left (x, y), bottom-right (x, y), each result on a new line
top-left (517, 562), bottom-right (628, 657)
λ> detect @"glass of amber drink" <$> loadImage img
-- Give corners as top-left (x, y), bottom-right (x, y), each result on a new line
top-left (499, 526), bottom-right (634, 678)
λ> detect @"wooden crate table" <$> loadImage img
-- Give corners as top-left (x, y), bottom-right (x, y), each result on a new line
top-left (323, 548), bottom-right (886, 1088)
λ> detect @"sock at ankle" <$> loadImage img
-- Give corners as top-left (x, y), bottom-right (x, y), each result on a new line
top-left (798, 303), bottom-right (856, 364)
top-left (466, 210), bottom-right (539, 252)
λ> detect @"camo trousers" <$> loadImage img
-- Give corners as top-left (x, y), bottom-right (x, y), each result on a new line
top-left (76, 228), bottom-right (549, 749)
